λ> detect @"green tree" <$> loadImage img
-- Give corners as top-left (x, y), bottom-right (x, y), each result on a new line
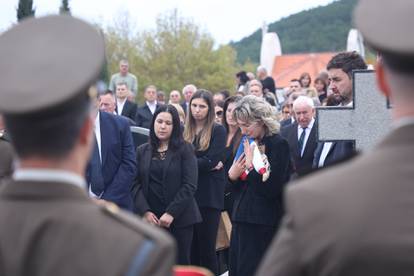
top-left (138, 10), bottom-right (237, 99)
top-left (59, 0), bottom-right (71, 15)
top-left (104, 10), bottom-right (238, 104)
top-left (17, 0), bottom-right (35, 22)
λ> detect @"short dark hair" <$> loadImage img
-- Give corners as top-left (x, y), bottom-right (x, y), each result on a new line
top-left (149, 104), bottom-right (184, 153)
top-left (327, 51), bottom-right (367, 78)
top-left (4, 92), bottom-right (91, 159)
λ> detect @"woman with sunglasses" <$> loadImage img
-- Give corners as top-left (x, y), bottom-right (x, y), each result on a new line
top-left (228, 95), bottom-right (291, 276)
top-left (184, 89), bottom-right (226, 275)
top-left (133, 104), bottom-right (201, 265)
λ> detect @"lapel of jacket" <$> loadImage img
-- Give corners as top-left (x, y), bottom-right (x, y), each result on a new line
top-left (142, 145), bottom-right (152, 194)
top-left (122, 100), bottom-right (130, 116)
top-left (99, 111), bottom-right (110, 167)
top-left (291, 123), bottom-right (300, 159)
top-left (302, 124), bottom-right (316, 158)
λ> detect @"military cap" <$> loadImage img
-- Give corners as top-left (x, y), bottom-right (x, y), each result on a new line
top-left (354, 0), bottom-right (414, 55)
top-left (0, 15), bottom-right (104, 114)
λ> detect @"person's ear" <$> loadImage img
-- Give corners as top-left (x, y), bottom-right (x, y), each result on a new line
top-left (376, 60), bottom-right (391, 98)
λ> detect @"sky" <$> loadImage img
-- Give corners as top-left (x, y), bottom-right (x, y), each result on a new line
top-left (1, 0), bottom-right (335, 45)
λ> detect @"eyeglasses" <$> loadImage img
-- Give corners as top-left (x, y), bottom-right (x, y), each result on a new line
top-left (215, 110), bottom-right (223, 116)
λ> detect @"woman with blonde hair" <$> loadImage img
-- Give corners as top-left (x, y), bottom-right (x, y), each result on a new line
top-left (184, 89), bottom-right (226, 275)
top-left (228, 95), bottom-right (291, 276)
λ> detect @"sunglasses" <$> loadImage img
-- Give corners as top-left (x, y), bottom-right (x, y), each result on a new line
top-left (215, 110), bottom-right (223, 116)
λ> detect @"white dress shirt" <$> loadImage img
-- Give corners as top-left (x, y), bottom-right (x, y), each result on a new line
top-left (91, 112), bottom-right (103, 198)
top-left (94, 112), bottom-right (102, 162)
top-left (297, 118), bottom-right (315, 157)
top-left (116, 98), bottom-right (127, 115)
top-left (318, 142), bottom-right (333, 168)
top-left (146, 101), bottom-right (157, 114)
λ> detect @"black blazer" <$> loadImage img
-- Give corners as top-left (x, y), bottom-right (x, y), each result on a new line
top-left (193, 123), bottom-right (227, 210)
top-left (133, 143), bottom-right (202, 227)
top-left (231, 134), bottom-right (291, 227)
top-left (280, 122), bottom-right (318, 176)
top-left (135, 104), bottom-right (160, 129)
top-left (117, 100), bottom-right (137, 122)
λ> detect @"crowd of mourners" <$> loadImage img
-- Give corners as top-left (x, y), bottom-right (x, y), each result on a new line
top-left (56, 50), bottom-right (361, 276)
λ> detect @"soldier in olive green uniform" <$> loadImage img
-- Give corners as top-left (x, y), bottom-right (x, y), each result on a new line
top-left (0, 15), bottom-right (175, 276)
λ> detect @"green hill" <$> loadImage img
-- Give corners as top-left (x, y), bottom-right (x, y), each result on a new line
top-left (229, 0), bottom-right (358, 64)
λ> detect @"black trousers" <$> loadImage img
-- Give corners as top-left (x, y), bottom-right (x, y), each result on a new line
top-left (229, 222), bottom-right (276, 276)
top-left (169, 224), bottom-right (194, 265)
top-left (191, 207), bottom-right (221, 275)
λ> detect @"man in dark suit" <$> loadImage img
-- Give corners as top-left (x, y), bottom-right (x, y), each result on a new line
top-left (280, 96), bottom-right (317, 177)
top-left (0, 15), bottom-right (174, 276)
top-left (86, 110), bottom-right (136, 211)
top-left (257, 1), bottom-right (414, 275)
top-left (115, 82), bottom-right (137, 122)
top-left (135, 85), bottom-right (160, 129)
top-left (313, 52), bottom-right (367, 168)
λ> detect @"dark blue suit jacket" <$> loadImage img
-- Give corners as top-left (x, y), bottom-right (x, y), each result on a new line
top-left (86, 111), bottom-right (137, 211)
top-left (312, 140), bottom-right (355, 169)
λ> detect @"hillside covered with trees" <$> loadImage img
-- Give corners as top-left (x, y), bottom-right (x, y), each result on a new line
top-left (230, 0), bottom-right (358, 64)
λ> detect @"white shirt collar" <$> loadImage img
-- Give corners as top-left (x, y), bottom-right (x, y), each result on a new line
top-left (13, 168), bottom-right (86, 189)
top-left (117, 98), bottom-right (127, 114)
top-left (297, 117), bottom-right (315, 130)
top-left (146, 101), bottom-right (157, 114)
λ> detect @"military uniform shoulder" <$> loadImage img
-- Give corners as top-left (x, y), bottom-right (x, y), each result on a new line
top-left (98, 201), bottom-right (174, 246)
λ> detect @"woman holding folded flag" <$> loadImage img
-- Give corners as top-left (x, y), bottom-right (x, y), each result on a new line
top-left (228, 95), bottom-right (291, 276)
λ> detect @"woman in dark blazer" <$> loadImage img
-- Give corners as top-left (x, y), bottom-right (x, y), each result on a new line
top-left (133, 104), bottom-right (201, 265)
top-left (222, 96), bottom-right (243, 217)
top-left (184, 89), bottom-right (226, 275)
top-left (228, 95), bottom-right (291, 276)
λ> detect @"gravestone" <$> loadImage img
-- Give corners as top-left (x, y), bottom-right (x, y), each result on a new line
top-left (316, 70), bottom-right (392, 151)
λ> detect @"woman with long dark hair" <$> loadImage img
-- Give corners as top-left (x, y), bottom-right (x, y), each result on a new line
top-left (228, 95), bottom-right (291, 276)
top-left (184, 89), bottom-right (226, 275)
top-left (222, 96), bottom-right (243, 217)
top-left (133, 104), bottom-right (201, 265)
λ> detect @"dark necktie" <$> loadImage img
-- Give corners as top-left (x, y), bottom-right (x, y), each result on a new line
top-left (90, 135), bottom-right (104, 196)
top-left (298, 127), bottom-right (307, 156)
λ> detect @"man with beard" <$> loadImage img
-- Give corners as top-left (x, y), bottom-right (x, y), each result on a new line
top-left (313, 52), bottom-right (367, 168)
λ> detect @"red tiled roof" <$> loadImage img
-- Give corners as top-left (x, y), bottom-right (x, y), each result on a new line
top-left (271, 52), bottom-right (337, 88)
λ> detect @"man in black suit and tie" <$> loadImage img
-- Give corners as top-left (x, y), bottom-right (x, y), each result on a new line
top-left (115, 82), bottom-right (137, 122)
top-left (135, 85), bottom-right (160, 129)
top-left (281, 96), bottom-right (317, 177)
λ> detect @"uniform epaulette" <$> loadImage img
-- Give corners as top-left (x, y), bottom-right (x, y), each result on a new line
top-left (97, 201), bottom-right (161, 239)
